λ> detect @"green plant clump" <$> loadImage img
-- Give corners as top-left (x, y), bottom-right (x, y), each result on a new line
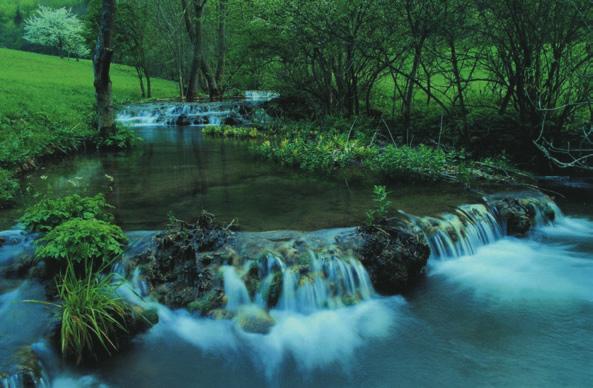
top-left (0, 168), bottom-right (19, 206)
top-left (367, 185), bottom-right (391, 225)
top-left (202, 125), bottom-right (260, 139)
top-left (20, 194), bottom-right (114, 232)
top-left (35, 218), bottom-right (127, 273)
top-left (56, 263), bottom-right (129, 364)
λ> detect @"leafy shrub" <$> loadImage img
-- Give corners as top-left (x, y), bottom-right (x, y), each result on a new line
top-left (0, 168), bottom-right (18, 206)
top-left (35, 218), bottom-right (127, 273)
top-left (366, 185), bottom-right (391, 225)
top-left (21, 194), bottom-right (114, 232)
top-left (56, 263), bottom-right (129, 364)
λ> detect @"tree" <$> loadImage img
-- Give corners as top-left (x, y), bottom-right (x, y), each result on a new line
top-left (23, 6), bottom-right (89, 59)
top-left (93, 0), bottom-right (117, 136)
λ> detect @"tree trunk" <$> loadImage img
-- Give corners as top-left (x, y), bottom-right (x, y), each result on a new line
top-left (145, 71), bottom-right (152, 99)
top-left (93, 0), bottom-right (117, 137)
top-left (215, 0), bottom-right (226, 92)
top-left (135, 65), bottom-right (146, 98)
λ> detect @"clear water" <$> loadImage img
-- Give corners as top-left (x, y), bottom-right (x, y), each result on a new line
top-left (1, 126), bottom-right (592, 387)
top-left (0, 127), bottom-right (475, 231)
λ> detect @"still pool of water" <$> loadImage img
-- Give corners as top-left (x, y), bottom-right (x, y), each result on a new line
top-left (1, 127), bottom-right (476, 231)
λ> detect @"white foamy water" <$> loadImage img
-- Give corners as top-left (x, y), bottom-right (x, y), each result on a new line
top-left (150, 297), bottom-right (401, 380)
top-left (430, 216), bottom-right (593, 303)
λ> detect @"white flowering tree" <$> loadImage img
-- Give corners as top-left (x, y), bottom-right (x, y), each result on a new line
top-left (23, 6), bottom-right (90, 59)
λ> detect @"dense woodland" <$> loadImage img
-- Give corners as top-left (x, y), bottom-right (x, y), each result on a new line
top-left (1, 0), bottom-right (593, 169)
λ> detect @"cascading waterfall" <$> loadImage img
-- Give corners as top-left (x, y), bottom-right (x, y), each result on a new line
top-left (421, 204), bottom-right (503, 259)
top-left (116, 91), bottom-right (278, 127)
top-left (421, 195), bottom-right (563, 260)
top-left (222, 250), bottom-right (374, 315)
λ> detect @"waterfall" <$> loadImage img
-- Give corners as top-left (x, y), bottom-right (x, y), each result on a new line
top-left (116, 91), bottom-right (277, 127)
top-left (222, 266), bottom-right (252, 312)
top-left (422, 204), bottom-right (503, 259)
top-left (222, 251), bottom-right (375, 315)
top-left (422, 195), bottom-right (562, 260)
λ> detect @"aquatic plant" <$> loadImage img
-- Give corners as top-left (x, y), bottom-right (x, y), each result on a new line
top-left (20, 194), bottom-right (114, 232)
top-left (35, 218), bottom-right (127, 274)
top-left (55, 262), bottom-right (129, 364)
top-left (366, 185), bottom-right (391, 225)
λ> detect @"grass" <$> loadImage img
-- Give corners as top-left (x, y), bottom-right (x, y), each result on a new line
top-left (55, 262), bottom-right (129, 364)
top-left (0, 48), bottom-right (177, 206)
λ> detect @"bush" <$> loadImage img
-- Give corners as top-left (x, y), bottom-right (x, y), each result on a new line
top-left (20, 194), bottom-right (114, 232)
top-left (35, 218), bottom-right (127, 273)
top-left (56, 263), bottom-right (129, 364)
top-left (0, 168), bottom-right (18, 206)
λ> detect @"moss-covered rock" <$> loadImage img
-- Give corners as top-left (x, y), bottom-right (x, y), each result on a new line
top-left (234, 306), bottom-right (276, 334)
top-left (357, 220), bottom-right (430, 295)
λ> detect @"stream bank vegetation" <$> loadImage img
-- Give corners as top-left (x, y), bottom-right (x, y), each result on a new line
top-left (21, 194), bottom-right (155, 364)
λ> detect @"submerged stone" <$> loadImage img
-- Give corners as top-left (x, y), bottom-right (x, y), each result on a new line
top-left (234, 306), bottom-right (276, 334)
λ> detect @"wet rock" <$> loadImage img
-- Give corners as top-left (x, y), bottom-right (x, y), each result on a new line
top-left (357, 220), bottom-right (430, 295)
top-left (1, 346), bottom-right (49, 387)
top-left (133, 212), bottom-right (231, 309)
top-left (0, 236), bottom-right (5, 247)
top-left (234, 306), bottom-right (275, 334)
top-left (488, 193), bottom-right (557, 236)
top-left (176, 114), bottom-right (191, 126)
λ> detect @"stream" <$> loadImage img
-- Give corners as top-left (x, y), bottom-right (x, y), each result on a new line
top-left (1, 100), bottom-right (592, 387)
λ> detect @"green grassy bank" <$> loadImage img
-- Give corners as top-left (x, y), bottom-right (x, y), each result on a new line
top-left (0, 48), bottom-right (177, 206)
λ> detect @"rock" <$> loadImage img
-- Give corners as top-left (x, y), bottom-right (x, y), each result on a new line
top-left (488, 193), bottom-right (557, 236)
top-left (175, 114), bottom-right (190, 126)
top-left (132, 212), bottom-right (230, 309)
top-left (234, 306), bottom-right (275, 334)
top-left (0, 236), bottom-right (5, 247)
top-left (1, 346), bottom-right (49, 387)
top-left (357, 220), bottom-right (430, 295)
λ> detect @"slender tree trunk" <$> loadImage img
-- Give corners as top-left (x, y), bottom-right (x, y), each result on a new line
top-left (135, 66), bottom-right (146, 98)
top-left (215, 0), bottom-right (226, 92)
top-left (93, 0), bottom-right (117, 136)
top-left (403, 41), bottom-right (424, 141)
top-left (145, 71), bottom-right (152, 99)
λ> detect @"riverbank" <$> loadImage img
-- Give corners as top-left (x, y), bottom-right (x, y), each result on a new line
top-left (0, 48), bottom-right (177, 207)
top-left (201, 123), bottom-right (530, 185)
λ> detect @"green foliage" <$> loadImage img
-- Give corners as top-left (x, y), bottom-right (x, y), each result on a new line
top-left (35, 218), bottom-right (127, 272)
top-left (56, 262), bottom-right (128, 364)
top-left (365, 144), bottom-right (453, 180)
top-left (94, 126), bottom-right (141, 149)
top-left (366, 185), bottom-right (391, 225)
top-left (201, 125), bottom-right (260, 139)
top-left (21, 194), bottom-right (114, 232)
top-left (0, 168), bottom-right (18, 206)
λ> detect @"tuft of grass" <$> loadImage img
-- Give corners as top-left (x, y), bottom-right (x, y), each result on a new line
top-left (56, 262), bottom-right (129, 364)
top-left (21, 194), bottom-right (114, 232)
